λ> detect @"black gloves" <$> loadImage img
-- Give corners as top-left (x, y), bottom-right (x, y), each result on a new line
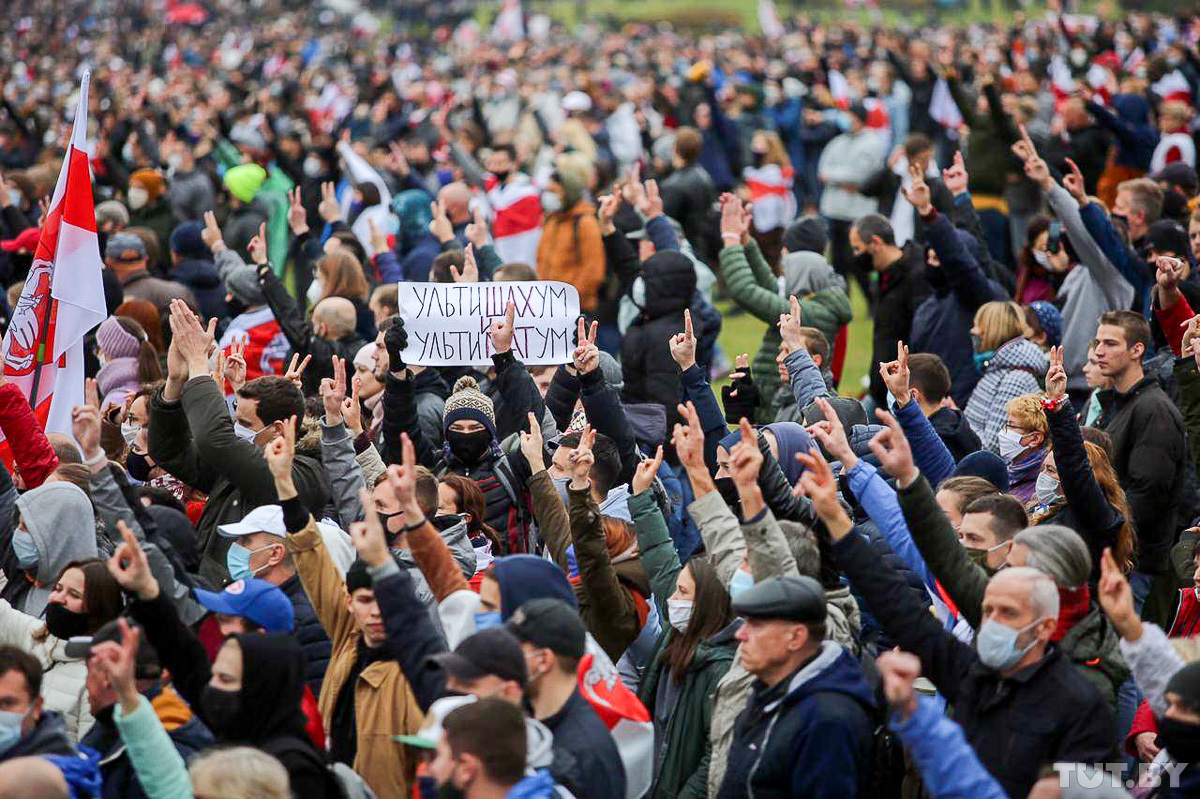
top-left (721, 365), bottom-right (762, 424)
top-left (385, 316), bottom-right (409, 370)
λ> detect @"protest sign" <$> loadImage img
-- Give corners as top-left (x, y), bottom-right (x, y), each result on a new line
top-left (397, 281), bottom-right (580, 366)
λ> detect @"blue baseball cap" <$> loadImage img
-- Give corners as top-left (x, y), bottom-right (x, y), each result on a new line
top-left (195, 578), bottom-right (294, 633)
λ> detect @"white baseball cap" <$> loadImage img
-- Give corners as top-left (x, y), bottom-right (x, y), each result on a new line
top-left (218, 505), bottom-right (286, 538)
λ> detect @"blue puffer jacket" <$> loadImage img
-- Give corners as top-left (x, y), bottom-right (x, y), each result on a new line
top-left (280, 573), bottom-right (333, 694)
top-left (716, 641), bottom-right (875, 799)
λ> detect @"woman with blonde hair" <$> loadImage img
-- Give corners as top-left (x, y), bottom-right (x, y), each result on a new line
top-left (310, 249), bottom-right (374, 340)
top-left (964, 300), bottom-right (1048, 452)
top-left (1036, 346), bottom-right (1136, 580)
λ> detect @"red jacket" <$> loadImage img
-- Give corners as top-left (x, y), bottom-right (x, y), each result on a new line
top-left (0, 383), bottom-right (59, 488)
top-left (1124, 587), bottom-right (1200, 755)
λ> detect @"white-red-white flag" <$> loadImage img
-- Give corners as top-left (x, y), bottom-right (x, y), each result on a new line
top-left (758, 0), bottom-right (785, 39)
top-left (491, 0), bottom-right (524, 43)
top-left (930, 78), bottom-right (963, 130)
top-left (1153, 70), bottom-right (1193, 104)
top-left (0, 71), bottom-right (106, 462)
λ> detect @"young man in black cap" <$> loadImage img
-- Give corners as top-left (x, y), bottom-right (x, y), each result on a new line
top-left (507, 598), bottom-right (627, 799)
top-left (716, 574), bottom-right (875, 799)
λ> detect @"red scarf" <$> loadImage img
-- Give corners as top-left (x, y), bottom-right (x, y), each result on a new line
top-left (1051, 585), bottom-right (1091, 642)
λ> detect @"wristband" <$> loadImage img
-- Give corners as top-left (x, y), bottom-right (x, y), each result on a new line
top-left (403, 517), bottom-right (427, 532)
top-left (83, 450), bottom-right (106, 467)
top-left (1041, 394), bottom-right (1068, 411)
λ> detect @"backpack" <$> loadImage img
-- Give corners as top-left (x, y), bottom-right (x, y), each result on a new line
top-left (474, 452), bottom-right (533, 554)
top-left (269, 738), bottom-right (378, 799)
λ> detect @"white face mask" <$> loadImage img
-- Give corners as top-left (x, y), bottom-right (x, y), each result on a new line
top-left (996, 428), bottom-right (1028, 464)
top-left (306, 278), bottom-right (324, 306)
top-left (127, 186), bottom-right (149, 211)
top-left (120, 421), bottom-right (142, 446)
top-left (303, 156), bottom-right (323, 178)
top-left (233, 422), bottom-right (259, 444)
top-left (167, 153), bottom-right (184, 172)
top-left (1035, 472), bottom-right (1060, 506)
top-left (541, 190), bottom-right (564, 214)
top-left (6, 189), bottom-right (21, 208)
top-left (667, 598), bottom-right (694, 633)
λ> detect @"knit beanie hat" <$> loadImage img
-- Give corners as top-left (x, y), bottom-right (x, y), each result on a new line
top-left (1027, 301), bottom-right (1063, 348)
top-left (443, 376), bottom-right (496, 434)
top-left (96, 317), bottom-right (141, 360)
top-left (169, 221), bottom-right (211, 259)
top-left (782, 216), bottom-right (828, 255)
top-left (224, 164), bottom-right (267, 203)
top-left (225, 265), bottom-right (265, 305)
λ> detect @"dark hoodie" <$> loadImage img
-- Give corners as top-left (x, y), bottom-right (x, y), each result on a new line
top-left (493, 555), bottom-right (579, 619)
top-left (225, 633), bottom-right (332, 799)
top-left (621, 251), bottom-right (701, 434)
top-left (0, 709), bottom-right (75, 762)
top-left (170, 257), bottom-right (227, 321)
top-left (1088, 94), bottom-right (1159, 172)
top-left (717, 642), bottom-right (875, 799)
top-left (929, 407), bottom-right (983, 463)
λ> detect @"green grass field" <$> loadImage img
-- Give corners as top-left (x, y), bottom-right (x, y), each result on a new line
top-left (712, 282), bottom-right (873, 399)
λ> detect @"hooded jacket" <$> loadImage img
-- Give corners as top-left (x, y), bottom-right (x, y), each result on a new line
top-left (391, 515), bottom-right (477, 614)
top-left (622, 251), bottom-right (704, 433)
top-left (964, 337), bottom-right (1048, 454)
top-left (14, 482), bottom-right (97, 618)
top-left (719, 241), bottom-right (852, 419)
top-left (871, 241), bottom-right (932, 407)
top-left (929, 407), bottom-right (982, 463)
top-left (716, 642), bottom-right (874, 799)
top-left (1, 709), bottom-right (76, 761)
top-left (1088, 95), bottom-right (1159, 172)
top-left (170, 257), bottom-right (227, 321)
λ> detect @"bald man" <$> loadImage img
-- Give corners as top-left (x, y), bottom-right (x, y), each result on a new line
top-left (434, 182), bottom-right (473, 249)
top-left (0, 757), bottom-right (69, 799)
top-left (254, 262), bottom-right (368, 395)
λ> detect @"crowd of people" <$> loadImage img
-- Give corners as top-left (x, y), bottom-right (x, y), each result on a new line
top-left (1, 0), bottom-right (1200, 797)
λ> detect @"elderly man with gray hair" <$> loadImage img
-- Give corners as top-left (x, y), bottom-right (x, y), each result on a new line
top-left (797, 424), bottom-right (1118, 799)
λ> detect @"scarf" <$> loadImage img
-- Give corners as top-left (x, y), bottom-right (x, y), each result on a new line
top-left (1051, 585), bottom-right (1091, 642)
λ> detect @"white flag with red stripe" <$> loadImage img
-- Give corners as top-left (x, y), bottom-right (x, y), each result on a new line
top-left (578, 644), bottom-right (653, 799)
top-left (930, 78), bottom-right (963, 130)
top-left (0, 71), bottom-right (106, 463)
top-left (1153, 70), bottom-right (1192, 104)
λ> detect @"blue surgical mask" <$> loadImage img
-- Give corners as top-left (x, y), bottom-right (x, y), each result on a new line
top-left (232, 423), bottom-right (258, 443)
top-left (11, 529), bottom-right (38, 569)
top-left (474, 611), bottom-right (503, 631)
top-left (0, 710), bottom-right (26, 754)
top-left (976, 616), bottom-right (1043, 671)
top-left (226, 542), bottom-right (273, 581)
top-left (1035, 473), bottom-right (1061, 506)
top-left (729, 568), bottom-right (755, 601)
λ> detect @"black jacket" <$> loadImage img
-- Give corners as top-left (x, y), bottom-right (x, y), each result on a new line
top-left (1096, 375), bottom-right (1187, 572)
top-left (830, 528), bottom-right (1116, 799)
top-left (929, 407), bottom-right (982, 463)
top-left (660, 164), bottom-right (716, 262)
top-left (147, 377), bottom-right (330, 585)
top-left (621, 251), bottom-right (704, 435)
top-left (870, 242), bottom-right (931, 407)
top-left (130, 592), bottom-right (332, 799)
top-left (1, 710), bottom-right (75, 761)
top-left (547, 366), bottom-right (639, 488)
top-left (716, 643), bottom-right (874, 799)
top-left (542, 690), bottom-right (627, 799)
top-left (860, 170), bottom-right (955, 237)
top-left (257, 263), bottom-right (366, 396)
top-left (280, 572), bottom-right (334, 694)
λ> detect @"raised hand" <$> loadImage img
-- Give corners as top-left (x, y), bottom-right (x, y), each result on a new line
top-left (728, 418), bottom-right (764, 489)
top-left (201, 210), bottom-right (226, 253)
top-left (901, 161), bottom-right (932, 215)
top-left (318, 181), bottom-right (341, 223)
top-left (385, 433), bottom-right (423, 518)
top-left (877, 650), bottom-right (922, 719)
top-left (1183, 314), bottom-right (1200, 361)
top-left (719, 194), bottom-right (743, 243)
top-left (572, 317), bottom-right (599, 374)
top-left (465, 205), bottom-right (490, 249)
top-left (368, 217), bottom-right (388, 257)
top-left (941, 150), bottom-right (969, 196)
top-left (778, 295), bottom-right (805, 352)
top-left (519, 411), bottom-right (546, 472)
top-left (806, 396), bottom-right (856, 468)
top-left (386, 141), bottom-right (411, 177)
top-left (286, 187), bottom-right (309, 236)
top-left (350, 488), bottom-right (391, 568)
top-left (489, 301), bottom-right (517, 355)
top-left (263, 415), bottom-right (297, 493)
top-left (169, 300), bottom-right (217, 377)
top-left (72, 403), bottom-right (103, 464)
top-left (107, 520), bottom-right (159, 600)
top-left (1156, 255), bottom-right (1186, 313)
top-left (569, 425), bottom-right (596, 490)
top-left (343, 376), bottom-right (364, 436)
top-left (632, 446), bottom-right (665, 496)
top-left (597, 193), bottom-right (620, 235)
top-left (879, 341), bottom-right (911, 407)
top-left (225, 343), bottom-right (247, 393)
top-left (669, 309), bottom-right (697, 371)
top-left (429, 199), bottom-right (454, 244)
top-left (1062, 157), bottom-right (1088, 205)
top-left (794, 449), bottom-right (851, 538)
top-left (247, 222), bottom-right (268, 266)
top-left (450, 243), bottom-right (479, 283)
top-left (1045, 345), bottom-right (1067, 401)
top-left (1098, 547), bottom-right (1142, 642)
top-left (320, 356), bottom-right (348, 425)
top-left (672, 401), bottom-right (708, 475)
top-left (90, 617), bottom-right (142, 713)
top-left (283, 353), bottom-right (312, 389)
top-left (641, 179), bottom-right (664, 220)
top-left (868, 409), bottom-right (918, 487)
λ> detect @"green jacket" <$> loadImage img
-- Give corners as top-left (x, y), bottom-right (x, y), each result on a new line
top-left (896, 473), bottom-right (1129, 710)
top-left (214, 140), bottom-right (294, 271)
top-left (630, 491), bottom-right (735, 799)
top-left (719, 241), bottom-right (852, 421)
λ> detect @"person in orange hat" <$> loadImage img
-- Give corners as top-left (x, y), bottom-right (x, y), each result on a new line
top-left (127, 169), bottom-right (177, 270)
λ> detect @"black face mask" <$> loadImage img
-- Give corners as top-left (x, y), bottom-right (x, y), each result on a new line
top-left (751, 151), bottom-right (767, 168)
top-left (714, 476), bottom-right (741, 509)
top-left (1158, 717), bottom-right (1200, 763)
top-left (446, 429), bottom-right (492, 465)
top-left (225, 296), bottom-right (248, 318)
top-left (45, 603), bottom-right (90, 640)
top-left (853, 251), bottom-right (875, 273)
top-left (125, 450), bottom-right (153, 482)
top-left (491, 170), bottom-right (511, 184)
top-left (200, 685), bottom-right (241, 738)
